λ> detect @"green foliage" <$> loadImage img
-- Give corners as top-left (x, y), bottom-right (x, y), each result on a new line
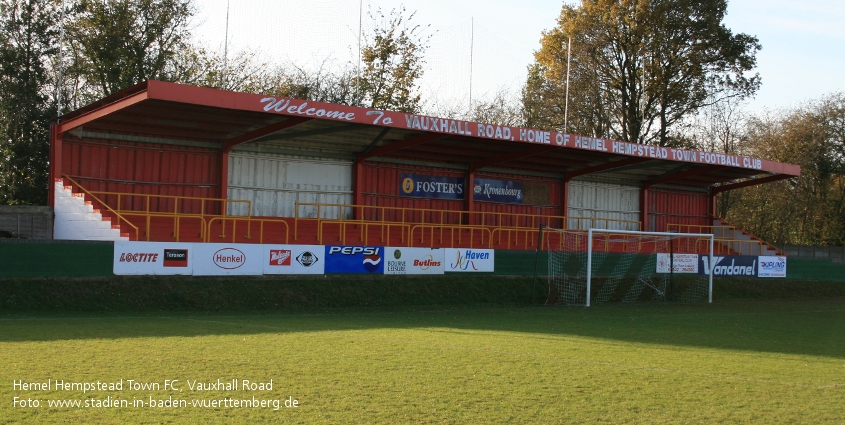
top-left (66, 0), bottom-right (194, 99)
top-left (523, 0), bottom-right (760, 146)
top-left (0, 0), bottom-right (60, 205)
top-left (356, 6), bottom-right (429, 113)
top-left (724, 93), bottom-right (845, 245)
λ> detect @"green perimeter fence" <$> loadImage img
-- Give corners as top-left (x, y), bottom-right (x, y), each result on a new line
top-left (0, 240), bottom-right (844, 281)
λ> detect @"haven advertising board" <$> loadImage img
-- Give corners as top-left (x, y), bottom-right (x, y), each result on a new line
top-left (113, 241), bottom-right (193, 275)
top-left (263, 245), bottom-right (325, 275)
top-left (385, 247), bottom-right (445, 275)
top-left (472, 178), bottom-right (523, 204)
top-left (656, 253), bottom-right (699, 273)
top-left (445, 248), bottom-right (495, 272)
top-left (400, 174), bottom-right (464, 199)
top-left (192, 243), bottom-right (264, 276)
top-left (324, 246), bottom-right (385, 274)
top-left (758, 256), bottom-right (787, 278)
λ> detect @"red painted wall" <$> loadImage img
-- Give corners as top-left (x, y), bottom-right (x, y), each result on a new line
top-left (62, 137), bottom-right (220, 214)
top-left (647, 188), bottom-right (709, 232)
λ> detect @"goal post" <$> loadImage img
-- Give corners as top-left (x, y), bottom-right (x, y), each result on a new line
top-left (537, 226), bottom-right (714, 306)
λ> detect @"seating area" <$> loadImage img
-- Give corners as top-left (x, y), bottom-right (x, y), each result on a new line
top-left (55, 176), bottom-right (779, 256)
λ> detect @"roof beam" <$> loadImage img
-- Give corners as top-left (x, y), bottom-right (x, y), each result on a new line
top-left (359, 133), bottom-right (446, 160)
top-left (223, 117), bottom-right (311, 152)
top-left (469, 145), bottom-right (560, 173)
top-left (359, 128), bottom-right (392, 158)
top-left (646, 165), bottom-right (729, 188)
top-left (58, 90), bottom-right (149, 133)
top-left (564, 157), bottom-right (651, 181)
top-left (712, 174), bottom-right (793, 194)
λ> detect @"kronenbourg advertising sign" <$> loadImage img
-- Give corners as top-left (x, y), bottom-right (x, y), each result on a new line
top-left (399, 174), bottom-right (465, 199)
top-left (113, 241), bottom-right (193, 275)
top-left (192, 243), bottom-right (264, 276)
top-left (445, 248), bottom-right (495, 272)
top-left (699, 255), bottom-right (758, 277)
top-left (656, 253), bottom-right (699, 273)
top-left (472, 178), bottom-right (523, 204)
top-left (758, 256), bottom-right (787, 278)
top-left (324, 246), bottom-right (385, 274)
top-left (385, 247), bottom-right (445, 275)
top-left (263, 245), bottom-right (325, 275)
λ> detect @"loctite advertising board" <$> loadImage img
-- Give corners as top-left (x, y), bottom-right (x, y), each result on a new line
top-left (113, 241), bottom-right (193, 275)
top-left (263, 245), bottom-right (325, 275)
top-left (384, 247), bottom-right (445, 275)
top-left (192, 243), bottom-right (264, 276)
top-left (444, 248), bottom-right (495, 272)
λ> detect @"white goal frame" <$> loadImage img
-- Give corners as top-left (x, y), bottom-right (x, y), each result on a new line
top-left (582, 229), bottom-right (715, 306)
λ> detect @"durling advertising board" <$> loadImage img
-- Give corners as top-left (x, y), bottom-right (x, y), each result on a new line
top-left (263, 244), bottom-right (325, 275)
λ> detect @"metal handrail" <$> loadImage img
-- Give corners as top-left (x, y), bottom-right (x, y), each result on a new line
top-left (409, 224), bottom-right (492, 248)
top-left (62, 175), bottom-right (140, 240)
top-left (317, 219), bottom-right (410, 246)
top-left (206, 216), bottom-right (290, 244)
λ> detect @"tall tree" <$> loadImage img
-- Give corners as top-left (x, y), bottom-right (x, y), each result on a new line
top-left (66, 0), bottom-right (193, 99)
top-left (0, 0), bottom-right (60, 205)
top-left (356, 6), bottom-right (429, 113)
top-left (523, 0), bottom-right (760, 146)
top-left (724, 93), bottom-right (845, 246)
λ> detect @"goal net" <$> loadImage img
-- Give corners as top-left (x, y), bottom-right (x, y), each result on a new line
top-left (535, 227), bottom-right (714, 306)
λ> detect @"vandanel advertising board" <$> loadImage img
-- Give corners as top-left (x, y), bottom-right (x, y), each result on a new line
top-left (385, 247), bottom-right (445, 275)
top-left (192, 243), bottom-right (264, 276)
top-left (113, 241), bottom-right (194, 275)
top-left (444, 248), bottom-right (495, 272)
top-left (263, 245), bottom-right (325, 275)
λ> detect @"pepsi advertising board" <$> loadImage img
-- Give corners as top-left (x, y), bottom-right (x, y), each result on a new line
top-left (324, 246), bottom-right (385, 274)
top-left (399, 174), bottom-right (465, 199)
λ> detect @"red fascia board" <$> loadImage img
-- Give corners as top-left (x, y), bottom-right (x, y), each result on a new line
top-left (140, 80), bottom-right (801, 177)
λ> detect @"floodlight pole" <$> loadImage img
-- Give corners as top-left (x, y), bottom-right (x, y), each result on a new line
top-left (586, 228), bottom-right (593, 307)
top-left (708, 236), bottom-right (714, 303)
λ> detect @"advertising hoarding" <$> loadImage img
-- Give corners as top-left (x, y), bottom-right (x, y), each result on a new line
top-left (445, 248), bottom-right (495, 272)
top-left (263, 245), bottom-right (325, 275)
top-left (113, 241), bottom-right (194, 275)
top-left (384, 247), bottom-right (445, 275)
top-left (472, 178), bottom-right (523, 204)
top-left (758, 256), bottom-right (787, 278)
top-left (656, 253), bottom-right (699, 273)
top-left (192, 243), bottom-right (264, 276)
top-left (324, 246), bottom-right (385, 274)
top-left (399, 174), bottom-right (464, 199)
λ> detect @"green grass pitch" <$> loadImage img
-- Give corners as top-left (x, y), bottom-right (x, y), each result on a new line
top-left (2, 300), bottom-right (844, 424)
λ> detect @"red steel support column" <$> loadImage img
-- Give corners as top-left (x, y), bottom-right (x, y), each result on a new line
top-left (464, 171), bottom-right (475, 225)
top-left (219, 150), bottom-right (229, 215)
top-left (49, 123), bottom-right (62, 206)
top-left (560, 179), bottom-right (570, 229)
top-left (640, 186), bottom-right (650, 232)
top-left (353, 158), bottom-right (365, 219)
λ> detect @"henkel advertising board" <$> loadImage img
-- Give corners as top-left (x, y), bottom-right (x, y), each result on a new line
top-left (192, 243), bottom-right (263, 276)
top-left (758, 256), bottom-right (787, 278)
top-left (263, 245), bottom-right (325, 275)
top-left (444, 248), bottom-right (495, 272)
top-left (385, 247), bottom-right (445, 275)
top-left (113, 241), bottom-right (193, 275)
top-left (324, 246), bottom-right (385, 274)
top-left (656, 253), bottom-right (699, 273)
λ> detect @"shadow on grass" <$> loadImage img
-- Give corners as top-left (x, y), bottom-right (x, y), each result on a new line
top-left (1, 276), bottom-right (844, 359)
